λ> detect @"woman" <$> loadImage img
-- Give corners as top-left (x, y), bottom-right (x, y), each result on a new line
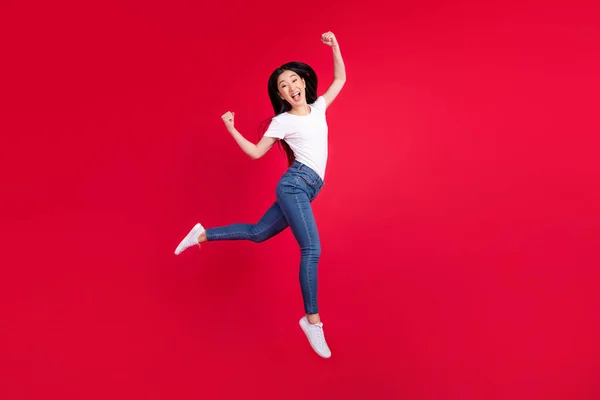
top-left (175, 31), bottom-right (346, 358)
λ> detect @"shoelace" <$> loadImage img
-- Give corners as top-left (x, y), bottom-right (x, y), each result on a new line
top-left (312, 324), bottom-right (326, 345)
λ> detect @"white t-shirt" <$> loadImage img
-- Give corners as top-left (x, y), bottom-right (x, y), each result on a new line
top-left (263, 96), bottom-right (329, 180)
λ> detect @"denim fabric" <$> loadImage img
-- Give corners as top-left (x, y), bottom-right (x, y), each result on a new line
top-left (205, 161), bottom-right (324, 314)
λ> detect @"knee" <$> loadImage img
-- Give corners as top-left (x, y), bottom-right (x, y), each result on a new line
top-left (249, 226), bottom-right (267, 243)
top-left (301, 243), bottom-right (321, 259)
top-left (252, 235), bottom-right (267, 243)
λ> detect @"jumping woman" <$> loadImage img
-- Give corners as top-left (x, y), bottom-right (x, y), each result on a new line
top-left (174, 31), bottom-right (346, 358)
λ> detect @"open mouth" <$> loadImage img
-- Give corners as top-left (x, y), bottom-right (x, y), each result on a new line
top-left (291, 91), bottom-right (301, 102)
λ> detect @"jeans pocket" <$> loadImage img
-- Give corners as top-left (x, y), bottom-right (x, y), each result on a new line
top-left (297, 173), bottom-right (320, 187)
top-left (296, 175), bottom-right (323, 201)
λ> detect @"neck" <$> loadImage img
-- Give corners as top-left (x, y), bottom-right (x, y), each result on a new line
top-left (289, 104), bottom-right (310, 116)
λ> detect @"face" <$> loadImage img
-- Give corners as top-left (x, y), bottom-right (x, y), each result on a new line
top-left (277, 70), bottom-right (307, 107)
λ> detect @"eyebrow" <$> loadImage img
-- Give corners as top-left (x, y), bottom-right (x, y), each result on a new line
top-left (278, 74), bottom-right (299, 85)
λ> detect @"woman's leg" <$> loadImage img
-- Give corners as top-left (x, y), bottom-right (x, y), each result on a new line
top-left (174, 202), bottom-right (288, 255)
top-left (276, 189), bottom-right (321, 321)
top-left (204, 201), bottom-right (289, 243)
top-left (277, 185), bottom-right (332, 359)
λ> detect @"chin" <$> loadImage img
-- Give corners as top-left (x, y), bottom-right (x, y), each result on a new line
top-left (291, 99), bottom-right (307, 107)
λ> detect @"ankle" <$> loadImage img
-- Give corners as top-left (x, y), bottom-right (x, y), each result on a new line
top-left (198, 231), bottom-right (207, 243)
top-left (306, 313), bottom-right (320, 324)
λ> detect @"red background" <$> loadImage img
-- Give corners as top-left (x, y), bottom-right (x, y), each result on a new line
top-left (1, 0), bottom-right (599, 399)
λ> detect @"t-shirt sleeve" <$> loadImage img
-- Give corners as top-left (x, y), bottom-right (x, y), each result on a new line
top-left (263, 118), bottom-right (286, 139)
top-left (311, 96), bottom-right (327, 113)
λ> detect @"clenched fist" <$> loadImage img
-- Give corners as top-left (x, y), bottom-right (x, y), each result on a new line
top-left (221, 111), bottom-right (235, 131)
top-left (321, 31), bottom-right (338, 48)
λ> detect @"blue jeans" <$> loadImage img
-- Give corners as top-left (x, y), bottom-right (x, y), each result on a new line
top-left (205, 161), bottom-right (325, 315)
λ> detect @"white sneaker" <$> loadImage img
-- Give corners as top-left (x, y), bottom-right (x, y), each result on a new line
top-left (174, 223), bottom-right (204, 255)
top-left (299, 316), bottom-right (332, 358)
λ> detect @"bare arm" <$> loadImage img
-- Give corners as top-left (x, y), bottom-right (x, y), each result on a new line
top-left (221, 112), bottom-right (278, 160)
top-left (321, 31), bottom-right (346, 108)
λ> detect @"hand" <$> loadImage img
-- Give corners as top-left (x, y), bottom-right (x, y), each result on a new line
top-left (221, 111), bottom-right (235, 131)
top-left (321, 31), bottom-right (338, 48)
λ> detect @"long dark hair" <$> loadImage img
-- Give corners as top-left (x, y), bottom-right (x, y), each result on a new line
top-left (261, 61), bottom-right (318, 166)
